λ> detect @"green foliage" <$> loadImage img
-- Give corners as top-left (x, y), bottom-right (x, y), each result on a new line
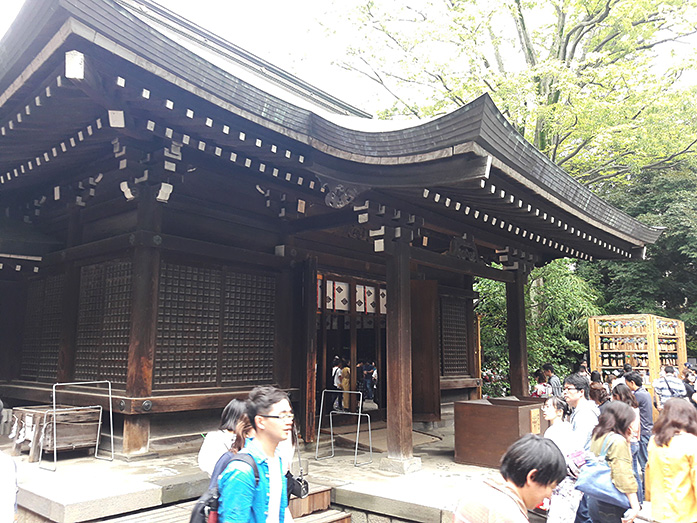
top-left (475, 258), bottom-right (602, 395)
top-left (329, 0), bottom-right (697, 184)
top-left (578, 165), bottom-right (697, 355)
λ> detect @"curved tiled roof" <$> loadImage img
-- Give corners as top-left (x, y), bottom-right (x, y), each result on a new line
top-left (0, 0), bottom-right (662, 248)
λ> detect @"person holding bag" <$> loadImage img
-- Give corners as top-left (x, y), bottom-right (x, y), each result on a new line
top-left (585, 401), bottom-right (640, 523)
top-left (645, 398), bottom-right (697, 523)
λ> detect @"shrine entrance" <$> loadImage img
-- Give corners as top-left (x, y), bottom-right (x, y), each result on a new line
top-left (316, 273), bottom-right (387, 414)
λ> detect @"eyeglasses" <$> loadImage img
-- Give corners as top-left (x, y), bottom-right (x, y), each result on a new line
top-left (563, 387), bottom-right (579, 392)
top-left (259, 412), bottom-right (294, 420)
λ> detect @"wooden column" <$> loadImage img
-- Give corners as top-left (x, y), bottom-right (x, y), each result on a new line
top-left (385, 241), bottom-right (414, 460)
top-left (57, 209), bottom-right (82, 383)
top-left (506, 269), bottom-right (529, 397)
top-left (124, 187), bottom-right (161, 454)
top-left (300, 258), bottom-right (318, 443)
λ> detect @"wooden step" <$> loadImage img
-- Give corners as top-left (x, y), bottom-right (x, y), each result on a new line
top-left (295, 509), bottom-right (351, 523)
top-left (289, 484), bottom-right (332, 518)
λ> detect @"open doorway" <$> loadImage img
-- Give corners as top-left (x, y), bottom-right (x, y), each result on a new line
top-left (316, 274), bottom-right (386, 416)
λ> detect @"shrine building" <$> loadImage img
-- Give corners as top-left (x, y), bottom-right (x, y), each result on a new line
top-left (0, 0), bottom-right (661, 463)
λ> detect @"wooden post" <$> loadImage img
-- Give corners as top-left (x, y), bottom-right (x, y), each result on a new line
top-left (384, 241), bottom-right (416, 463)
top-left (57, 209), bottom-right (82, 383)
top-left (300, 258), bottom-right (318, 443)
top-left (506, 269), bottom-right (529, 397)
top-left (124, 186), bottom-right (161, 454)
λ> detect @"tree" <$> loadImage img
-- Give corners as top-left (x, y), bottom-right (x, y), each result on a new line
top-left (327, 0), bottom-right (697, 184)
top-left (577, 164), bottom-right (697, 354)
top-left (476, 258), bottom-right (602, 395)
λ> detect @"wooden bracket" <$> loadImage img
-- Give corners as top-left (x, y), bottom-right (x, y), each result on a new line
top-left (496, 246), bottom-right (537, 274)
top-left (354, 200), bottom-right (424, 252)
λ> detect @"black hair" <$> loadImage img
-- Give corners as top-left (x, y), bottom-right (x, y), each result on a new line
top-left (534, 369), bottom-right (547, 384)
top-left (612, 383), bottom-right (638, 408)
top-left (500, 434), bottom-right (567, 488)
top-left (592, 401), bottom-right (635, 440)
top-left (542, 363), bottom-right (555, 373)
top-left (246, 385), bottom-right (291, 430)
top-left (590, 370), bottom-right (602, 383)
top-left (563, 373), bottom-right (590, 399)
top-left (623, 371), bottom-right (643, 388)
top-left (545, 396), bottom-right (571, 419)
top-left (623, 363), bottom-right (632, 373)
top-left (219, 398), bottom-right (247, 431)
top-left (589, 382), bottom-right (609, 405)
top-left (664, 365), bottom-right (675, 375)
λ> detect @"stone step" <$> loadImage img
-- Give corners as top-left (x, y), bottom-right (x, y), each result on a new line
top-left (295, 509), bottom-right (351, 523)
top-left (98, 500), bottom-right (196, 522)
top-left (290, 484), bottom-right (332, 518)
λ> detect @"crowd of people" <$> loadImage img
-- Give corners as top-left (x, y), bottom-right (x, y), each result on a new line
top-left (465, 362), bottom-right (697, 523)
top-left (330, 356), bottom-right (378, 411)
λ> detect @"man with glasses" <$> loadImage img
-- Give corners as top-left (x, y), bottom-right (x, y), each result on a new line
top-left (218, 386), bottom-right (293, 523)
top-left (563, 373), bottom-right (599, 523)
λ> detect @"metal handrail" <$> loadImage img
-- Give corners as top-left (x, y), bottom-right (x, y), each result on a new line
top-left (38, 380), bottom-right (114, 471)
top-left (315, 389), bottom-right (372, 466)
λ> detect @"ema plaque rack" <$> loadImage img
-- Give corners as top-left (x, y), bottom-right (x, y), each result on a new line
top-left (588, 314), bottom-right (687, 385)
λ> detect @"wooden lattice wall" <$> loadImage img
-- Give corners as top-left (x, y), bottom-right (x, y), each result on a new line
top-left (439, 295), bottom-right (469, 376)
top-left (154, 261), bottom-right (276, 388)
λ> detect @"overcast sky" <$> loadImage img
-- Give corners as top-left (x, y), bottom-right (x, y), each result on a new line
top-left (0, 0), bottom-right (389, 114)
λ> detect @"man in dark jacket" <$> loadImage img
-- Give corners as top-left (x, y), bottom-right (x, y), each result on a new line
top-left (624, 371), bottom-right (653, 481)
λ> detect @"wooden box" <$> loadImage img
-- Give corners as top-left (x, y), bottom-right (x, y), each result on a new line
top-left (454, 397), bottom-right (549, 468)
top-left (11, 405), bottom-right (101, 462)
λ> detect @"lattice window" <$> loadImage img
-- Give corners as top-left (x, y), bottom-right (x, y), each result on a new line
top-left (75, 261), bottom-right (132, 384)
top-left (20, 275), bottom-right (64, 382)
top-left (155, 263), bottom-right (222, 386)
top-left (439, 296), bottom-right (469, 376)
top-left (221, 272), bottom-right (275, 384)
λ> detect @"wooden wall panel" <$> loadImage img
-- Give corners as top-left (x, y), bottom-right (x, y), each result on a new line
top-left (411, 280), bottom-right (440, 422)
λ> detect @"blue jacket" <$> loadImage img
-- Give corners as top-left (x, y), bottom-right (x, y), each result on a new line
top-left (218, 439), bottom-right (287, 523)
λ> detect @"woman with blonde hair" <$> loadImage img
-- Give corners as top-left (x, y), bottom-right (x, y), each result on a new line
top-left (645, 398), bottom-right (697, 523)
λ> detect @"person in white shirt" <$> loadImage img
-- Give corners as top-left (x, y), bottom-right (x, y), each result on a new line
top-left (542, 396), bottom-right (583, 523)
top-left (197, 398), bottom-right (247, 477)
top-left (563, 373), bottom-right (600, 523)
top-left (0, 400), bottom-right (18, 522)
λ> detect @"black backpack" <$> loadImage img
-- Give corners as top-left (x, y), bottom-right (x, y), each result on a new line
top-left (190, 453), bottom-right (259, 523)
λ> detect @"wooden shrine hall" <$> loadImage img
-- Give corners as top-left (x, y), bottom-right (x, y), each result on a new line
top-left (0, 0), bottom-right (661, 465)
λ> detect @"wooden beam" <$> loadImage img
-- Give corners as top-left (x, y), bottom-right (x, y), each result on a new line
top-left (410, 246), bottom-right (515, 283)
top-left (0, 382), bottom-right (301, 413)
top-left (285, 208), bottom-right (358, 234)
top-left (506, 270), bottom-right (529, 397)
top-left (385, 241), bottom-right (414, 459)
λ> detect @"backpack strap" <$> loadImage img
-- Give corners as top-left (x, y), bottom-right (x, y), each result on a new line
top-left (230, 452), bottom-right (259, 486)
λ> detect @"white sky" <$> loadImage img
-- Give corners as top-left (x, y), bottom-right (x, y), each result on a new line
top-left (0, 1), bottom-right (694, 115)
top-left (0, 0), bottom-right (390, 115)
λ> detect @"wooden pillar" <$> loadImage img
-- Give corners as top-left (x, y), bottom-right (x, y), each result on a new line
top-left (124, 187), bottom-right (161, 454)
top-left (57, 209), bottom-right (82, 383)
top-left (300, 258), bottom-right (318, 443)
top-left (385, 241), bottom-right (414, 460)
top-left (506, 269), bottom-right (529, 397)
